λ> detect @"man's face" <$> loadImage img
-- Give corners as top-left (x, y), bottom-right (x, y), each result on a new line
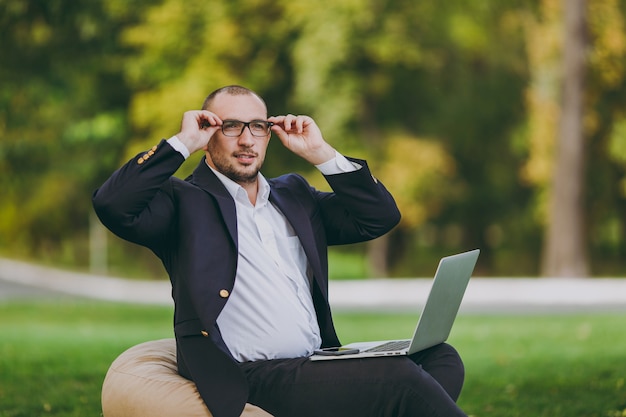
top-left (205, 93), bottom-right (270, 185)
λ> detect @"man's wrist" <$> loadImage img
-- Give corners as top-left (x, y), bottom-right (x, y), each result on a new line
top-left (167, 136), bottom-right (191, 159)
top-left (316, 151), bottom-right (361, 175)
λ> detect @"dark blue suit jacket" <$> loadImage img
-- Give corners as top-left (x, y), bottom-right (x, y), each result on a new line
top-left (93, 140), bottom-right (400, 417)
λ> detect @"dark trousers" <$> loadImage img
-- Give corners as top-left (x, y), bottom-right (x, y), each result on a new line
top-left (239, 343), bottom-right (467, 417)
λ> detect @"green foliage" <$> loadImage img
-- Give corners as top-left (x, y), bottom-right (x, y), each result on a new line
top-left (0, 0), bottom-right (149, 258)
top-left (328, 247), bottom-right (370, 280)
top-left (3, 0), bottom-right (626, 276)
top-left (609, 118), bottom-right (626, 194)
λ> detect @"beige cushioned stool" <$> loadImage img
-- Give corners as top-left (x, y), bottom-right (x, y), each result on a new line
top-left (102, 338), bottom-right (273, 417)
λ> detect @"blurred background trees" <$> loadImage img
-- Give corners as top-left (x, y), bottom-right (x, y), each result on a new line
top-left (1, 0), bottom-right (626, 279)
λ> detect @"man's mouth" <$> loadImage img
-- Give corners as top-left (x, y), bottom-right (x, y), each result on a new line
top-left (235, 152), bottom-right (257, 164)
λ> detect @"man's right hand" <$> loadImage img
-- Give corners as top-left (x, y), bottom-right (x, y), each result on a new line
top-left (175, 110), bottom-right (223, 154)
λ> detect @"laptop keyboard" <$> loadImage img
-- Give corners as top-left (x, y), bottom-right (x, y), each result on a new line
top-left (363, 340), bottom-right (410, 353)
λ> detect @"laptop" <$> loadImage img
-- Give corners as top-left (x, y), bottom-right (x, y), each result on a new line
top-left (310, 249), bottom-right (480, 361)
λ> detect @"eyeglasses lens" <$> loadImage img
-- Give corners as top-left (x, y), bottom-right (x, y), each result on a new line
top-left (222, 120), bottom-right (271, 137)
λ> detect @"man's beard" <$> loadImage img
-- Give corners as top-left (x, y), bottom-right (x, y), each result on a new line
top-left (209, 146), bottom-right (263, 185)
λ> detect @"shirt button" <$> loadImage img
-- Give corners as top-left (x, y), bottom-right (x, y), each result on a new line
top-left (219, 289), bottom-right (230, 298)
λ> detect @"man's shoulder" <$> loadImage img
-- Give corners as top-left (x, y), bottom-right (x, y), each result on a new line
top-left (158, 175), bottom-right (204, 198)
top-left (268, 172), bottom-right (309, 188)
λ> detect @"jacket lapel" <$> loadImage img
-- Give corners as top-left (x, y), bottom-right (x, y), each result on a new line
top-left (187, 157), bottom-right (238, 247)
top-left (269, 184), bottom-right (323, 288)
top-left (189, 158), bottom-right (324, 289)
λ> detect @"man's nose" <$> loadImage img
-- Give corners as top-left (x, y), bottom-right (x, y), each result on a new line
top-left (237, 127), bottom-right (255, 145)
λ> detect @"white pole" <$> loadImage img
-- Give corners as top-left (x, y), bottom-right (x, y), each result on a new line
top-left (89, 211), bottom-right (108, 275)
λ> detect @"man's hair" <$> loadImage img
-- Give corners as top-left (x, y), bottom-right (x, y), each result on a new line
top-left (201, 85), bottom-right (266, 111)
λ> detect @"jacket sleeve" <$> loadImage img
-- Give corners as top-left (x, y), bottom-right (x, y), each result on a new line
top-left (92, 140), bottom-right (185, 253)
top-left (319, 157), bottom-right (401, 245)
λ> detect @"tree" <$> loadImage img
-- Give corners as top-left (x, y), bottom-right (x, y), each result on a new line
top-left (0, 0), bottom-right (155, 263)
top-left (542, 0), bottom-right (589, 277)
top-left (14, 0), bottom-right (626, 278)
top-left (90, 0), bottom-right (538, 276)
top-left (524, 0), bottom-right (626, 277)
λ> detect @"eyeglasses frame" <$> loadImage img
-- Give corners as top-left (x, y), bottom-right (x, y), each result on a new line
top-left (220, 119), bottom-right (274, 137)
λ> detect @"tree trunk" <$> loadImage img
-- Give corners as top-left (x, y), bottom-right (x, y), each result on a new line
top-left (541, 0), bottom-right (589, 277)
top-left (368, 235), bottom-right (390, 278)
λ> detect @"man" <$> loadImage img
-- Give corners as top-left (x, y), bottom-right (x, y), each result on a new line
top-left (93, 85), bottom-right (467, 417)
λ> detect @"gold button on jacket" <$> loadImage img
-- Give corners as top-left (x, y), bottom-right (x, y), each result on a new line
top-left (219, 289), bottom-right (230, 298)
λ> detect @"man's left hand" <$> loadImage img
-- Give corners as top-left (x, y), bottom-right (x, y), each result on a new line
top-left (269, 114), bottom-right (336, 165)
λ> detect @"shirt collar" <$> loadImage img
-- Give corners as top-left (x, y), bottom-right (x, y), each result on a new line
top-left (206, 162), bottom-right (270, 206)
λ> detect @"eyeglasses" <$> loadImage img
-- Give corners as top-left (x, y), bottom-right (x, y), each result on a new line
top-left (220, 119), bottom-right (274, 137)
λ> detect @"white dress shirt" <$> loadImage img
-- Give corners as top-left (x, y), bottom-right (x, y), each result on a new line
top-left (167, 136), bottom-right (359, 362)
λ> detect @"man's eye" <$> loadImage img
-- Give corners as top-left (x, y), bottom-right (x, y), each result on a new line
top-left (224, 122), bottom-right (242, 130)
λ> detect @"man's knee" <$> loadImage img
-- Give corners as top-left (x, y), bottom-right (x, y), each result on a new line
top-left (411, 343), bottom-right (465, 400)
top-left (413, 343), bottom-right (464, 370)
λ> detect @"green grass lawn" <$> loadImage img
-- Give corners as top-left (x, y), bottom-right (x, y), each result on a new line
top-left (1, 300), bottom-right (625, 417)
top-left (336, 312), bottom-right (626, 417)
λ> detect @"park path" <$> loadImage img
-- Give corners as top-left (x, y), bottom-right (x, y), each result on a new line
top-left (2, 257), bottom-right (626, 313)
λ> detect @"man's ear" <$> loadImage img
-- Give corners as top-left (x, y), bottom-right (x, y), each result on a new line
top-left (202, 132), bottom-right (217, 152)
top-left (204, 150), bottom-right (213, 166)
